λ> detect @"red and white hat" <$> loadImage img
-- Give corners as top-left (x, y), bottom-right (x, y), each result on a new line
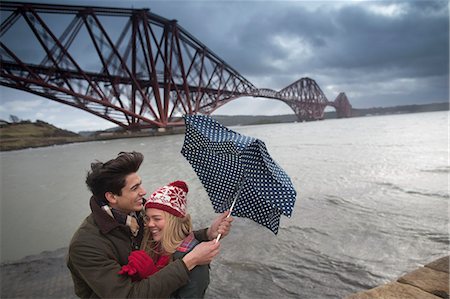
top-left (144, 181), bottom-right (188, 218)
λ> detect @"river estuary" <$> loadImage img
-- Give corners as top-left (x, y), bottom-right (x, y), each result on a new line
top-left (1, 111), bottom-right (448, 298)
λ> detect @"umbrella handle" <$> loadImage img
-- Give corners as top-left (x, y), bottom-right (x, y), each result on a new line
top-left (214, 195), bottom-right (238, 243)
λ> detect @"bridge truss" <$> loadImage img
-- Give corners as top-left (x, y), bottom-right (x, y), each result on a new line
top-left (1, 2), bottom-right (351, 130)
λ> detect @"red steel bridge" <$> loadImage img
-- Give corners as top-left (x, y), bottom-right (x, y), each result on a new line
top-left (0, 2), bottom-right (352, 130)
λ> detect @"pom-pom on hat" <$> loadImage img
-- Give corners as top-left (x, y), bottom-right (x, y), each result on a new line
top-left (144, 181), bottom-right (188, 218)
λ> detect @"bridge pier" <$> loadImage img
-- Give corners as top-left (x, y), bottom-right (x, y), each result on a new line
top-left (333, 92), bottom-right (352, 118)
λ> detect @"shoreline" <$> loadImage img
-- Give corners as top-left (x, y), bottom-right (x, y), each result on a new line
top-left (0, 126), bottom-right (186, 152)
top-left (2, 108), bottom-right (448, 152)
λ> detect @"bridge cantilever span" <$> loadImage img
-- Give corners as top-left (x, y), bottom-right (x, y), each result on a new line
top-left (0, 2), bottom-right (351, 130)
top-left (250, 78), bottom-right (352, 121)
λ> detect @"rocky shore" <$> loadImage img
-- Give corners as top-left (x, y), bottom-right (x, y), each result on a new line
top-left (0, 248), bottom-right (75, 298)
top-left (346, 255), bottom-right (449, 299)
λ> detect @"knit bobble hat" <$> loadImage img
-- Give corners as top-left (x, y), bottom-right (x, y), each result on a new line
top-left (144, 181), bottom-right (188, 218)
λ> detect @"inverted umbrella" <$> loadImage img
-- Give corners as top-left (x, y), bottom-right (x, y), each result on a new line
top-left (181, 114), bottom-right (297, 235)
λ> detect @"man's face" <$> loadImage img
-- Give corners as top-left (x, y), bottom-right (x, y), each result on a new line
top-left (113, 172), bottom-right (146, 214)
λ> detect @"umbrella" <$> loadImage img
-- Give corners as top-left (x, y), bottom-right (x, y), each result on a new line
top-left (181, 114), bottom-right (297, 235)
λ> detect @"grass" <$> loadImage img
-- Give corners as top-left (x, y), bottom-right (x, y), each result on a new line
top-left (0, 121), bottom-right (84, 151)
top-left (0, 121), bottom-right (185, 151)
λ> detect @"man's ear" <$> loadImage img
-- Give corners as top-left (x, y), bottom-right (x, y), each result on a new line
top-left (105, 192), bottom-right (117, 205)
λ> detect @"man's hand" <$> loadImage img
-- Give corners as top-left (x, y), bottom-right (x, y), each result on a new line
top-left (182, 240), bottom-right (220, 270)
top-left (207, 210), bottom-right (234, 241)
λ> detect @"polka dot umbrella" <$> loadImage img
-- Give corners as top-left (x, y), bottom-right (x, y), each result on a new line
top-left (181, 114), bottom-right (297, 235)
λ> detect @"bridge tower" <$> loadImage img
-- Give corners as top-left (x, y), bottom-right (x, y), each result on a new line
top-left (277, 78), bottom-right (328, 121)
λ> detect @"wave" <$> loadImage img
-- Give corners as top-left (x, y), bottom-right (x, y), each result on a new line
top-left (218, 248), bottom-right (382, 299)
top-left (420, 166), bottom-right (450, 174)
top-left (321, 195), bottom-right (373, 215)
top-left (0, 247), bottom-right (68, 266)
top-left (374, 220), bottom-right (449, 246)
top-left (427, 234), bottom-right (450, 245)
top-left (412, 228), bottom-right (450, 245)
top-left (282, 225), bottom-right (332, 238)
top-left (375, 182), bottom-right (449, 199)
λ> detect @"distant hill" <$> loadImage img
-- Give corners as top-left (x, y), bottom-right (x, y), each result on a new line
top-left (351, 102), bottom-right (449, 117)
top-left (211, 114), bottom-right (297, 126)
top-left (0, 119), bottom-right (183, 151)
top-left (0, 120), bottom-right (82, 151)
top-left (0, 120), bottom-right (79, 138)
top-left (213, 102), bottom-right (449, 126)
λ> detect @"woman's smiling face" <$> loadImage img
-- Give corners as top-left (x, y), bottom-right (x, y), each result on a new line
top-left (144, 208), bottom-right (166, 242)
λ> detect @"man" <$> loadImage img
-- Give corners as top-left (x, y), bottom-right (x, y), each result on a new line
top-left (67, 151), bottom-right (233, 298)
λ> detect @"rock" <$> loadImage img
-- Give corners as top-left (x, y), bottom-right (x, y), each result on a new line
top-left (398, 266), bottom-right (449, 299)
top-left (345, 281), bottom-right (441, 299)
top-left (345, 256), bottom-right (449, 299)
top-left (426, 256), bottom-right (449, 274)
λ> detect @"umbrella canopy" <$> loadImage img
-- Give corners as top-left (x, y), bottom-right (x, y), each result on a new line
top-left (181, 114), bottom-right (297, 234)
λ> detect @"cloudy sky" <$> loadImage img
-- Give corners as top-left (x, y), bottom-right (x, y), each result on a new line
top-left (0, 0), bottom-right (448, 132)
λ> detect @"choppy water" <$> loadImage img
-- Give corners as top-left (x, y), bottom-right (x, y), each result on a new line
top-left (1, 111), bottom-right (448, 298)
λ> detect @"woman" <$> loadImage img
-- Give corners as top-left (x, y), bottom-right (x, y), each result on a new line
top-left (121, 180), bottom-right (210, 298)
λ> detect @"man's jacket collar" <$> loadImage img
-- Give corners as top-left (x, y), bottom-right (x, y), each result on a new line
top-left (89, 196), bottom-right (122, 234)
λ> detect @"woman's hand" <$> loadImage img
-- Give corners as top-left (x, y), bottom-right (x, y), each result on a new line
top-left (182, 240), bottom-right (220, 270)
top-left (207, 210), bottom-right (234, 240)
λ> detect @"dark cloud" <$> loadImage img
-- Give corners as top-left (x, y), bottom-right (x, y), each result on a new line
top-left (150, 1), bottom-right (448, 98)
top-left (328, 3), bottom-right (448, 75)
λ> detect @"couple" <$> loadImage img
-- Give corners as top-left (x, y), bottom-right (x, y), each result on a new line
top-left (66, 151), bottom-right (234, 298)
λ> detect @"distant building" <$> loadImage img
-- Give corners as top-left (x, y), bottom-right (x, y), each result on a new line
top-left (98, 132), bottom-right (115, 137)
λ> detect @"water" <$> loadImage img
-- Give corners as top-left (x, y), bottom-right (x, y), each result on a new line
top-left (0, 111), bottom-right (448, 298)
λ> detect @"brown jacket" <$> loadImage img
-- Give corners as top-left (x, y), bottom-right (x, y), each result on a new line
top-left (67, 198), bottom-right (209, 298)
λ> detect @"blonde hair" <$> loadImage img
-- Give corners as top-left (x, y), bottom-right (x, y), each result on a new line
top-left (141, 211), bottom-right (193, 256)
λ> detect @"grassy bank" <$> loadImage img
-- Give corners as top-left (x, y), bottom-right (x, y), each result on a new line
top-left (0, 121), bottom-right (83, 151)
top-left (0, 121), bottom-right (185, 151)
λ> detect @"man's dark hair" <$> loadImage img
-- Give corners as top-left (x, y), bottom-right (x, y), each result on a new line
top-left (86, 151), bottom-right (144, 200)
